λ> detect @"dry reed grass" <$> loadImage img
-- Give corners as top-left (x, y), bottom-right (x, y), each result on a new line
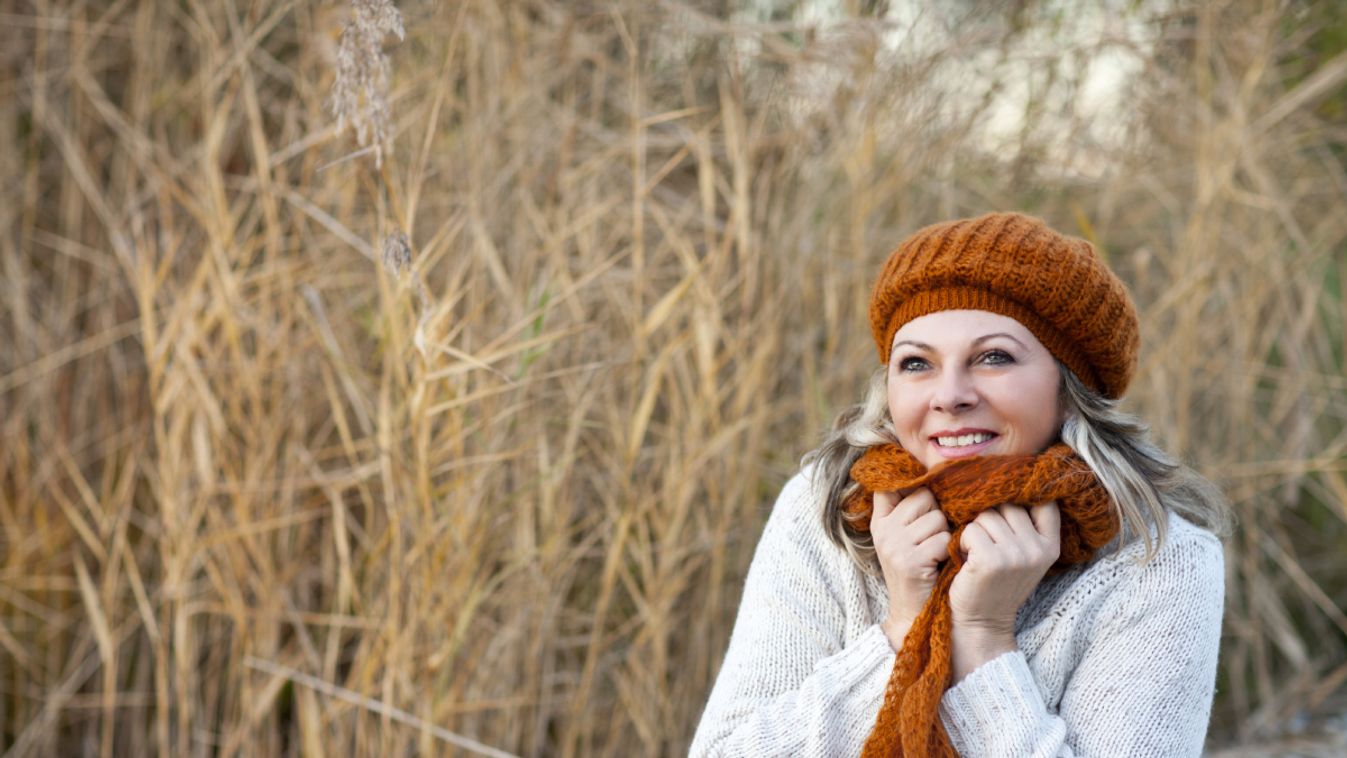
top-left (2, 0), bottom-right (1346, 755)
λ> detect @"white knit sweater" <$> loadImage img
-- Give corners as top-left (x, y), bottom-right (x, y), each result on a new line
top-left (690, 462), bottom-right (1225, 757)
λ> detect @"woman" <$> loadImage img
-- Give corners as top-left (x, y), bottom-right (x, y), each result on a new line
top-left (690, 212), bottom-right (1230, 757)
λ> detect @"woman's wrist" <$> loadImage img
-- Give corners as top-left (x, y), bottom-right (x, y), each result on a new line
top-left (881, 612), bottom-right (916, 652)
top-left (949, 625), bottom-right (1017, 683)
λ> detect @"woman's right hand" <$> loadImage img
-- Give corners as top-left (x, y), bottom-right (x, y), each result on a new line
top-left (871, 486), bottom-right (951, 649)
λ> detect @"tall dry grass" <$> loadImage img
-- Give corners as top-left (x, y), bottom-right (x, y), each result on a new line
top-left (2, 0), bottom-right (1345, 755)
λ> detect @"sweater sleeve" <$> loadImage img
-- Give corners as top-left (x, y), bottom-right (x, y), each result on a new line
top-left (689, 467), bottom-right (896, 757)
top-left (937, 524), bottom-right (1225, 757)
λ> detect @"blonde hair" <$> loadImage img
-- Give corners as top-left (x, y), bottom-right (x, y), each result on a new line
top-left (800, 364), bottom-right (1232, 576)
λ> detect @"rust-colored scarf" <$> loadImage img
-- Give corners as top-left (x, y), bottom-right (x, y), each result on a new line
top-left (844, 442), bottom-right (1119, 757)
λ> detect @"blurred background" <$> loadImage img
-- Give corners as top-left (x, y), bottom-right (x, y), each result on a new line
top-left (2, 0), bottom-right (1346, 755)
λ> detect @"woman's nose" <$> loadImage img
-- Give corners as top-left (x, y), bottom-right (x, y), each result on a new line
top-left (931, 369), bottom-right (978, 413)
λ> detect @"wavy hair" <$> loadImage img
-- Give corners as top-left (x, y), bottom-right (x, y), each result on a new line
top-left (800, 364), bottom-right (1233, 576)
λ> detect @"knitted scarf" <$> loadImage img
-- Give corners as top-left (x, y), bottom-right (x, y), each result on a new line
top-left (843, 442), bottom-right (1119, 757)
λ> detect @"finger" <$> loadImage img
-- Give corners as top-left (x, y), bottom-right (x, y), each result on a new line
top-left (958, 522), bottom-right (992, 558)
top-left (1029, 500), bottom-right (1061, 538)
top-left (893, 487), bottom-right (938, 526)
top-left (916, 531), bottom-right (952, 563)
top-left (971, 508), bottom-right (1013, 544)
top-left (998, 503), bottom-right (1036, 536)
top-left (871, 490), bottom-right (897, 521)
top-left (907, 509), bottom-right (952, 542)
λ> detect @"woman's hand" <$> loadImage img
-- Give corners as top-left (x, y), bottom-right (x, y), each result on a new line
top-left (947, 501), bottom-right (1060, 680)
top-left (871, 486), bottom-right (952, 649)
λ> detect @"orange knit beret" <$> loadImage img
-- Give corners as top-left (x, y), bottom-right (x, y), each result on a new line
top-left (870, 211), bottom-right (1140, 399)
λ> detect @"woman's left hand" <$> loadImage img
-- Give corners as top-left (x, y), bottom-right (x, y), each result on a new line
top-left (948, 501), bottom-right (1061, 635)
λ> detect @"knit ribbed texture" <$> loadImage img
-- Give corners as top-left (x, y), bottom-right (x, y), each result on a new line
top-left (868, 212), bottom-right (1139, 399)
top-left (689, 464), bottom-right (1225, 757)
top-left (844, 444), bottom-right (1118, 757)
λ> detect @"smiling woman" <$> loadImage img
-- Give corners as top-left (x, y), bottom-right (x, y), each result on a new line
top-left (690, 212), bottom-right (1232, 757)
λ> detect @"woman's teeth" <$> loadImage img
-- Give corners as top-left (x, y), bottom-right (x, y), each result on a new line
top-left (935, 432), bottom-right (995, 448)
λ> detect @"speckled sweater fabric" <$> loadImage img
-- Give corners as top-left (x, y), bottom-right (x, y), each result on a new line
top-left (690, 463), bottom-right (1225, 757)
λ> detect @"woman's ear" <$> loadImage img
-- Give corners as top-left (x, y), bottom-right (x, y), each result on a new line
top-left (1054, 373), bottom-right (1072, 429)
top-left (1057, 405), bottom-right (1072, 429)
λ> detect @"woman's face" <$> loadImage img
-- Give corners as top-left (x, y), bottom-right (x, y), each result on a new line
top-left (887, 310), bottom-right (1064, 469)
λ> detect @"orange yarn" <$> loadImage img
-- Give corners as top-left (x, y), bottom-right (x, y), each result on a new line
top-left (844, 443), bottom-right (1119, 758)
top-left (868, 212), bottom-right (1139, 399)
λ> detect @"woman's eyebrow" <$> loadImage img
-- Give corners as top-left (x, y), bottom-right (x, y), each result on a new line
top-left (893, 333), bottom-right (1028, 352)
top-left (973, 332), bottom-right (1028, 348)
top-left (892, 339), bottom-right (932, 351)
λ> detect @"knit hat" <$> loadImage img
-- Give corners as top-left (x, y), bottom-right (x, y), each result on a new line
top-left (869, 212), bottom-right (1140, 399)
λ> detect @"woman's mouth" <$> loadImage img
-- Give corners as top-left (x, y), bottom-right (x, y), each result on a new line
top-left (930, 431), bottom-right (999, 459)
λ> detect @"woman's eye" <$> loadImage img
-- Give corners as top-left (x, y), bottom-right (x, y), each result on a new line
top-left (897, 357), bottom-right (928, 372)
top-left (980, 350), bottom-right (1013, 365)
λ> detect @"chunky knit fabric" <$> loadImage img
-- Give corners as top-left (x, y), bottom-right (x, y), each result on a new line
top-left (869, 212), bottom-right (1139, 398)
top-left (844, 444), bottom-right (1118, 757)
top-left (689, 463), bottom-right (1225, 757)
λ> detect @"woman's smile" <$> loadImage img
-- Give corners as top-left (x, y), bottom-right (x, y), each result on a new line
top-left (929, 428), bottom-right (1000, 460)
